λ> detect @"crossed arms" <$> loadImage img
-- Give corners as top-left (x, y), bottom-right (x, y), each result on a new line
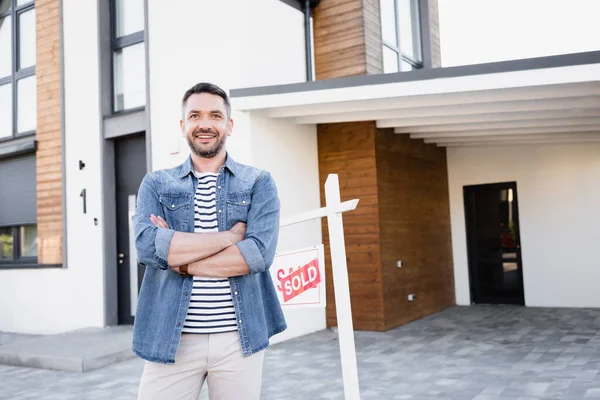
top-left (151, 215), bottom-right (249, 277)
top-left (132, 172), bottom-right (280, 278)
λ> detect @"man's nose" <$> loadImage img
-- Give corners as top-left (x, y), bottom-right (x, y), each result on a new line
top-left (197, 118), bottom-right (213, 129)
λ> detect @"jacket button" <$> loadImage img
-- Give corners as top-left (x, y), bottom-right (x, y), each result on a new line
top-left (176, 322), bottom-right (181, 327)
top-left (238, 320), bottom-right (242, 324)
top-left (218, 186), bottom-right (221, 189)
top-left (218, 209), bottom-right (222, 213)
top-left (184, 291), bottom-right (188, 296)
top-left (171, 205), bottom-right (175, 208)
top-left (234, 291), bottom-right (238, 295)
top-left (242, 201), bottom-right (246, 204)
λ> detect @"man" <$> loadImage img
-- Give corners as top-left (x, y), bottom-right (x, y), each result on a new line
top-left (132, 82), bottom-right (286, 400)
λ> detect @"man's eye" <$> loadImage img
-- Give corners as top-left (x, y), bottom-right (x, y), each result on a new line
top-left (190, 114), bottom-right (198, 119)
top-left (212, 114), bottom-right (221, 119)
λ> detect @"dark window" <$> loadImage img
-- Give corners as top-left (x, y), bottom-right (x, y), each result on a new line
top-left (0, 154), bottom-right (38, 267)
top-left (111, 0), bottom-right (145, 113)
top-left (0, 225), bottom-right (37, 264)
top-left (379, 0), bottom-right (422, 73)
top-left (0, 0), bottom-right (36, 141)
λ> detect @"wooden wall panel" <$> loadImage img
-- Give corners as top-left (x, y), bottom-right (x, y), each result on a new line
top-left (317, 123), bottom-right (455, 332)
top-left (314, 0), bottom-right (440, 76)
top-left (313, 0), bottom-right (383, 80)
top-left (317, 122), bottom-right (384, 330)
top-left (36, 0), bottom-right (63, 265)
top-left (375, 129), bottom-right (455, 330)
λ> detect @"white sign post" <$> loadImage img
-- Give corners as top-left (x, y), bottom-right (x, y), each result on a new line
top-left (278, 174), bottom-right (361, 400)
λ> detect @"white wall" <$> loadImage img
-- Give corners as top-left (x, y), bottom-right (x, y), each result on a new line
top-left (448, 143), bottom-right (600, 308)
top-left (0, 0), bottom-right (106, 334)
top-left (248, 112), bottom-right (325, 343)
top-left (147, 0), bottom-right (306, 169)
top-left (244, 0), bottom-right (307, 88)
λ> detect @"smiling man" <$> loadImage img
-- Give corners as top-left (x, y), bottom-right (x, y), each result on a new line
top-left (132, 82), bottom-right (286, 400)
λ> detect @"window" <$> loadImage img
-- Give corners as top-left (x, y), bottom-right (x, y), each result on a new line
top-left (379, 0), bottom-right (422, 73)
top-left (0, 0), bottom-right (36, 140)
top-left (0, 225), bottom-right (37, 264)
top-left (0, 154), bottom-right (38, 267)
top-left (111, 0), bottom-right (145, 113)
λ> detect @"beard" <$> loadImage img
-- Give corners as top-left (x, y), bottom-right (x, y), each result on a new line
top-left (186, 128), bottom-right (227, 158)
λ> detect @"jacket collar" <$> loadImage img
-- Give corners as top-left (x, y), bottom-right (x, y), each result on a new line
top-left (177, 152), bottom-right (238, 178)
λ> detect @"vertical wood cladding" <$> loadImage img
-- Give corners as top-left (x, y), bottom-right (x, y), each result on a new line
top-left (317, 124), bottom-right (454, 330)
top-left (317, 122), bottom-right (385, 330)
top-left (313, 0), bottom-right (441, 78)
top-left (36, 0), bottom-right (63, 265)
top-left (375, 129), bottom-right (454, 329)
top-left (313, 0), bottom-right (383, 80)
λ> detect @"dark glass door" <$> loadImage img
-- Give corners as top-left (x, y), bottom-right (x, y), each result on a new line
top-left (115, 133), bottom-right (147, 325)
top-left (464, 182), bottom-right (524, 305)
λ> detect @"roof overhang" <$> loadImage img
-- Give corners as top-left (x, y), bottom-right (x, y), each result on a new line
top-left (231, 51), bottom-right (600, 147)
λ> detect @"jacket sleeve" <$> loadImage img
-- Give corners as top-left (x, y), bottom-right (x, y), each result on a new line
top-left (236, 171), bottom-right (280, 274)
top-left (131, 174), bottom-right (175, 270)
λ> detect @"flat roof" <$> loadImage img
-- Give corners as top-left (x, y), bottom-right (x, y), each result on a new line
top-left (230, 51), bottom-right (600, 147)
top-left (231, 50), bottom-right (600, 98)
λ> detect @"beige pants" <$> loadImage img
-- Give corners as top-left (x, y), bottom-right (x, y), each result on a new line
top-left (137, 331), bottom-right (265, 400)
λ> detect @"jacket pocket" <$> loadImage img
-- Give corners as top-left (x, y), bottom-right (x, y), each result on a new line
top-left (227, 191), bottom-right (252, 227)
top-left (159, 194), bottom-right (191, 231)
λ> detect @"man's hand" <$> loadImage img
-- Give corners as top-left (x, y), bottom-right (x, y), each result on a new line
top-left (149, 214), bottom-right (169, 229)
top-left (230, 222), bottom-right (247, 243)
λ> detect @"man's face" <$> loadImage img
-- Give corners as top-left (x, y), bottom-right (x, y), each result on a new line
top-left (180, 93), bottom-right (233, 158)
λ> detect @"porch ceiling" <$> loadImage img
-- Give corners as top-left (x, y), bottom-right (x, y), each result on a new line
top-left (231, 53), bottom-right (600, 147)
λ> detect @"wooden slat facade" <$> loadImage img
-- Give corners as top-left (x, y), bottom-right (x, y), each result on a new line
top-left (36, 0), bottom-right (63, 265)
top-left (318, 123), bottom-right (454, 331)
top-left (375, 129), bottom-right (454, 329)
top-left (314, 1), bottom-right (448, 331)
top-left (313, 0), bottom-right (383, 79)
top-left (318, 122), bottom-right (385, 330)
top-left (314, 0), bottom-right (441, 79)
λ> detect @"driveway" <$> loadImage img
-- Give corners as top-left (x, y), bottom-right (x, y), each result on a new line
top-left (1, 305), bottom-right (600, 399)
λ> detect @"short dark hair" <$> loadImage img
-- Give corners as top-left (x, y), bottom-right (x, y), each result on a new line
top-left (181, 82), bottom-right (231, 119)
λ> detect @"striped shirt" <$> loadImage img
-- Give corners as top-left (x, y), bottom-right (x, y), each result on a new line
top-left (182, 172), bottom-right (238, 334)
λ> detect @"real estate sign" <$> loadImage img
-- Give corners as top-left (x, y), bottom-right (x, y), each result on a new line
top-left (270, 245), bottom-right (326, 308)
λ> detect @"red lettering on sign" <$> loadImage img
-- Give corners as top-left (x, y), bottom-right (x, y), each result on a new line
top-left (276, 258), bottom-right (321, 303)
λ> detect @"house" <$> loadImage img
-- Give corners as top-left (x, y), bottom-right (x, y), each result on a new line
top-left (1, 0), bottom-right (598, 343)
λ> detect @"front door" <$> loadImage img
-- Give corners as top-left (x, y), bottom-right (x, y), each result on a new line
top-left (115, 133), bottom-right (147, 325)
top-left (464, 182), bottom-right (525, 305)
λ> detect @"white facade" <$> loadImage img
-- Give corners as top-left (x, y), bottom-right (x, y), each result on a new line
top-left (448, 143), bottom-right (600, 308)
top-left (2, 0), bottom-right (599, 339)
top-left (0, 0), bottom-right (106, 334)
top-left (0, 0), bottom-right (324, 338)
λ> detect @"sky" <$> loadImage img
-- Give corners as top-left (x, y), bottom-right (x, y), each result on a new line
top-left (438, 0), bottom-right (600, 66)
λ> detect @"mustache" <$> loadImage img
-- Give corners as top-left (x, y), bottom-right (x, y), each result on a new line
top-left (192, 128), bottom-right (218, 136)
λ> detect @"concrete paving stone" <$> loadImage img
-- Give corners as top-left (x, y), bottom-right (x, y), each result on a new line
top-left (585, 388), bottom-right (600, 398)
top-left (2, 305), bottom-right (600, 399)
top-left (0, 326), bottom-right (134, 372)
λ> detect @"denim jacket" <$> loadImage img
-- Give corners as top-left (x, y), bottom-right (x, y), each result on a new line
top-left (131, 154), bottom-right (286, 364)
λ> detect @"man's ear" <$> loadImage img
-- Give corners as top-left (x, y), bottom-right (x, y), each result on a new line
top-left (180, 119), bottom-right (185, 134)
top-left (227, 118), bottom-right (234, 136)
